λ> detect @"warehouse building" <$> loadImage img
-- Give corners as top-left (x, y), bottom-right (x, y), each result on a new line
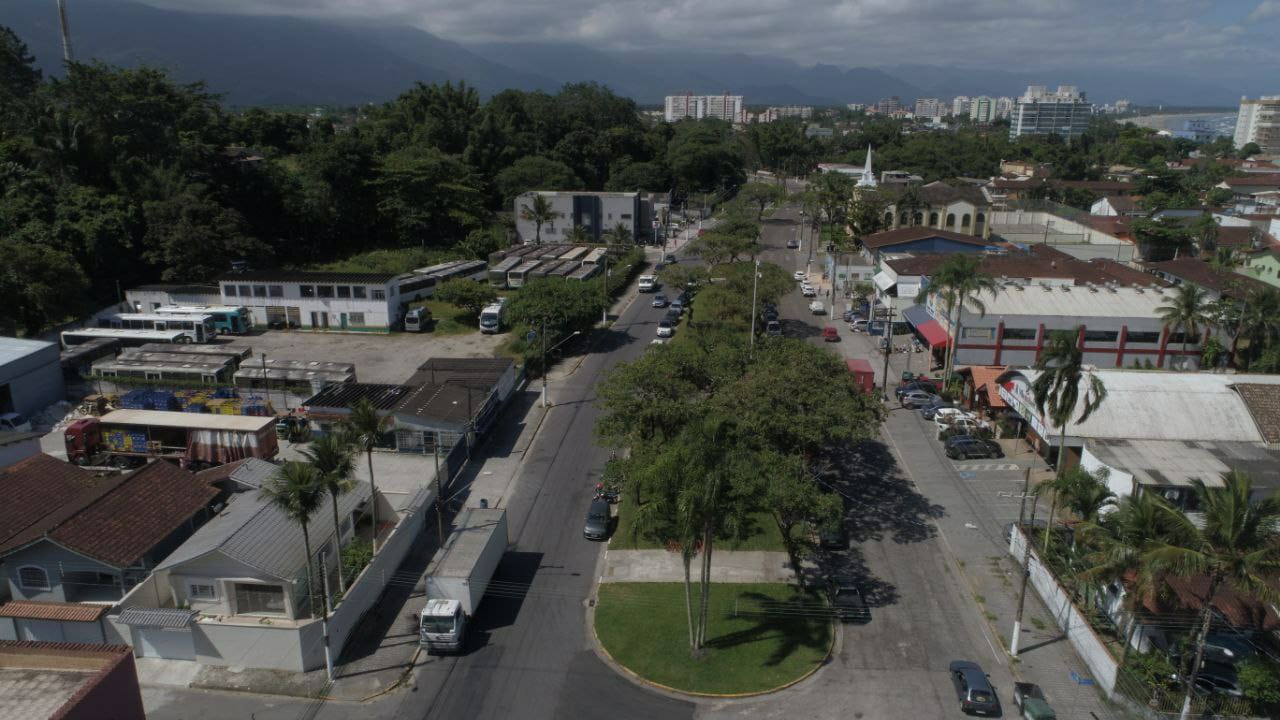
top-left (0, 338), bottom-right (64, 422)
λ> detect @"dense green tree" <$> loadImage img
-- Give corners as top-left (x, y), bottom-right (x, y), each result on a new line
top-left (495, 156), bottom-right (581, 208)
top-left (370, 146), bottom-right (487, 247)
top-left (0, 236), bottom-right (90, 334)
top-left (141, 186), bottom-right (268, 281)
top-left (1156, 282), bottom-right (1211, 364)
top-left (739, 181), bottom-right (785, 219)
top-left (434, 278), bottom-right (498, 319)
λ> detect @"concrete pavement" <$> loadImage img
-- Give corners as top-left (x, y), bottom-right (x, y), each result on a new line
top-left (602, 550), bottom-right (797, 583)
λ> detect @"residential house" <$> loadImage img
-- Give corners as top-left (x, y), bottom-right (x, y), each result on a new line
top-left (1089, 196), bottom-right (1146, 217)
top-left (0, 457), bottom-right (219, 605)
top-left (1142, 257), bottom-right (1273, 302)
top-left (1218, 173), bottom-right (1280, 200)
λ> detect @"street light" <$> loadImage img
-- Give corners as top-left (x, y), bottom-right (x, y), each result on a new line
top-left (540, 319), bottom-right (582, 408)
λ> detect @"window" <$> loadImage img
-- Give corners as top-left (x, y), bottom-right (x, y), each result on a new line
top-left (929, 212), bottom-right (939, 226)
top-left (883, 212), bottom-right (894, 227)
top-left (348, 312), bottom-right (365, 325)
top-left (336, 286), bottom-right (351, 298)
top-left (18, 566), bottom-right (49, 590)
top-left (1167, 332), bottom-right (1196, 345)
top-left (372, 289), bottom-right (386, 300)
top-left (353, 286), bottom-right (367, 299)
top-left (961, 213), bottom-right (972, 229)
top-left (912, 212), bottom-right (924, 226)
top-left (234, 583), bottom-right (286, 615)
top-left (1002, 328), bottom-right (1037, 340)
top-left (238, 285), bottom-right (251, 297)
top-left (946, 213), bottom-right (956, 228)
top-left (188, 583), bottom-right (217, 600)
top-left (1083, 330), bottom-right (1119, 343)
top-left (268, 285), bottom-right (283, 298)
top-left (253, 285), bottom-right (267, 298)
top-left (300, 285), bottom-right (316, 298)
top-left (620, 213), bottom-right (632, 219)
top-left (1126, 331), bottom-right (1161, 343)
top-left (317, 285), bottom-right (335, 298)
top-left (963, 327), bottom-right (994, 340)
top-left (224, 284), bottom-right (238, 297)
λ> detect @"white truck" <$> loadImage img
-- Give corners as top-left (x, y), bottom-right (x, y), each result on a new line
top-left (419, 507), bottom-right (508, 653)
top-left (637, 275), bottom-right (657, 293)
top-left (478, 297), bottom-right (507, 334)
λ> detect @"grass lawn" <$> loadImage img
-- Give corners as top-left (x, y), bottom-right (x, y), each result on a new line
top-left (595, 582), bottom-right (831, 695)
top-left (611, 500), bottom-right (788, 552)
top-left (415, 299), bottom-right (480, 337)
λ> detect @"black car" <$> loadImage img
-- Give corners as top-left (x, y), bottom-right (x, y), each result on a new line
top-left (945, 436), bottom-right (1003, 460)
top-left (894, 380), bottom-right (937, 398)
top-left (763, 310), bottom-right (779, 323)
top-left (949, 660), bottom-right (1000, 715)
top-left (818, 522), bottom-right (847, 549)
top-left (827, 578), bottom-right (869, 623)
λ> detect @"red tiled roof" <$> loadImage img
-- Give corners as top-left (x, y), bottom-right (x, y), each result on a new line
top-left (1223, 174), bottom-right (1280, 187)
top-left (1233, 383), bottom-right (1280, 444)
top-left (1141, 257), bottom-right (1273, 297)
top-left (1144, 574), bottom-right (1280, 631)
top-left (961, 366), bottom-right (1009, 408)
top-left (0, 459), bottom-right (219, 567)
top-left (0, 600), bottom-right (109, 623)
top-left (883, 244), bottom-right (1161, 288)
top-left (862, 226), bottom-right (992, 249)
top-left (0, 455), bottom-right (102, 552)
top-left (1081, 215), bottom-right (1133, 237)
top-left (193, 458), bottom-right (250, 486)
top-left (1052, 180), bottom-right (1136, 192)
top-left (1215, 226), bottom-right (1260, 247)
top-left (1101, 196), bottom-right (1139, 212)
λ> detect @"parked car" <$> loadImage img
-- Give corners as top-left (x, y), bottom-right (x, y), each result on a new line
top-left (920, 401), bottom-right (960, 420)
top-left (949, 660), bottom-right (1000, 715)
top-left (900, 390), bottom-right (940, 409)
top-left (945, 436), bottom-right (1003, 460)
top-left (1013, 682), bottom-right (1056, 720)
top-left (895, 381), bottom-right (937, 399)
top-left (763, 309), bottom-right (779, 323)
top-left (822, 326), bottom-right (839, 342)
top-left (938, 418), bottom-right (991, 437)
top-left (651, 293), bottom-right (668, 308)
top-left (801, 285), bottom-right (817, 297)
top-left (670, 298), bottom-right (684, 314)
top-left (818, 522), bottom-right (848, 549)
top-left (827, 577), bottom-right (869, 623)
top-left (0, 412), bottom-right (32, 433)
top-left (656, 320), bottom-right (675, 338)
top-left (849, 319), bottom-right (869, 333)
top-left (1184, 662), bottom-right (1245, 697)
top-left (765, 320), bottom-right (783, 337)
top-left (809, 300), bottom-right (825, 314)
top-left (583, 499), bottom-right (611, 540)
top-left (932, 408), bottom-right (977, 425)
top-left (665, 308), bottom-right (682, 324)
top-left (793, 270), bottom-right (808, 281)
top-left (786, 238), bottom-right (799, 249)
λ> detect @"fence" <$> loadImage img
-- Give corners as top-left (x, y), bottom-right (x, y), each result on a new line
top-left (1112, 669), bottom-right (1262, 720)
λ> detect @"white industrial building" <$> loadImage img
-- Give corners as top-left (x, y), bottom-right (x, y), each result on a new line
top-left (513, 191), bottom-right (653, 245)
top-left (0, 337), bottom-right (64, 421)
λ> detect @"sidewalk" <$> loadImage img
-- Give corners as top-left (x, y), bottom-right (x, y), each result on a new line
top-left (602, 550), bottom-right (799, 583)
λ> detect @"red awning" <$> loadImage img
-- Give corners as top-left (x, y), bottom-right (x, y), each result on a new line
top-left (916, 320), bottom-right (950, 348)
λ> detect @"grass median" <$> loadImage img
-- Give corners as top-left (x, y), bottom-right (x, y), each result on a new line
top-left (594, 582), bottom-right (831, 695)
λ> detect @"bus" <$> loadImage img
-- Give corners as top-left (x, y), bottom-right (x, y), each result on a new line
top-left (61, 328), bottom-right (189, 349)
top-left (96, 312), bottom-right (214, 343)
top-left (155, 305), bottom-right (252, 335)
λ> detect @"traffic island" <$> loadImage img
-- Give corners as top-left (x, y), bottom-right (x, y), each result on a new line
top-left (594, 582), bottom-right (832, 696)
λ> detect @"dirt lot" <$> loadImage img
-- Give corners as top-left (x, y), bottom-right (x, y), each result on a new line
top-left (218, 327), bottom-right (510, 385)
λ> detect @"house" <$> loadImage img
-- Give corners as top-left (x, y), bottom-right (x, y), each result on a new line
top-left (0, 337), bottom-right (64, 422)
top-left (955, 366), bottom-right (1009, 418)
top-left (1141, 257), bottom-right (1273, 301)
top-left (0, 431), bottom-right (41, 470)
top-left (513, 191), bottom-right (654, 245)
top-left (151, 476), bottom-right (370, 622)
top-left (0, 456), bottom-right (219, 605)
top-left (1089, 196), bottom-right (1146, 217)
top-left (1218, 173), bottom-right (1280, 199)
top-left (0, 641), bottom-right (145, 720)
top-left (877, 182), bottom-right (991, 237)
top-left (859, 227), bottom-right (997, 268)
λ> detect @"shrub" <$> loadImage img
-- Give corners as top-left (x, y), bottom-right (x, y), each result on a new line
top-left (341, 540), bottom-right (373, 581)
top-left (1239, 657), bottom-right (1280, 709)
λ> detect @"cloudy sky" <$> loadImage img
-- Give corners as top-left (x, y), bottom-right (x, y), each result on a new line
top-left (141, 0), bottom-right (1278, 82)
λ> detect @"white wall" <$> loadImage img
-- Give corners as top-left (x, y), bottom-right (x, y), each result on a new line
top-left (1009, 526), bottom-right (1119, 695)
top-left (1080, 445), bottom-right (1136, 500)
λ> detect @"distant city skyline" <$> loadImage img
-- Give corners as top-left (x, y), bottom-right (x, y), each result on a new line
top-left (138, 0), bottom-right (1280, 90)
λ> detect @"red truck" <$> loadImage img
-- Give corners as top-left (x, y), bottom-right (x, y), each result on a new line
top-left (65, 409), bottom-right (279, 470)
top-left (846, 359), bottom-right (875, 394)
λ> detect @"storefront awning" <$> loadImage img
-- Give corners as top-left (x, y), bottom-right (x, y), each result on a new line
top-left (900, 305), bottom-right (950, 348)
top-left (872, 270), bottom-right (896, 293)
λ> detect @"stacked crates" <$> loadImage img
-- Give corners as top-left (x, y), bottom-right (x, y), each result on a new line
top-left (103, 428), bottom-right (149, 453)
top-left (120, 389), bottom-right (180, 411)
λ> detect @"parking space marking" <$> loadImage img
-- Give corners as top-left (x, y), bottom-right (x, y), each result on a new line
top-left (951, 462), bottom-right (1020, 472)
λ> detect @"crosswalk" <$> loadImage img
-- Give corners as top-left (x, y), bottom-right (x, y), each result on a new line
top-left (952, 462), bottom-right (1021, 472)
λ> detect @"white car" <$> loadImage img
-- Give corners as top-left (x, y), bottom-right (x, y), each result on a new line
top-left (793, 271), bottom-right (807, 281)
top-left (935, 416), bottom-right (990, 435)
top-left (656, 320), bottom-right (675, 337)
top-left (801, 285), bottom-right (817, 297)
top-left (932, 408), bottom-right (977, 425)
top-left (809, 300), bottom-right (826, 314)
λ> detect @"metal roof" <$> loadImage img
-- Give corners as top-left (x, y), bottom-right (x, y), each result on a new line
top-left (405, 357), bottom-right (513, 389)
top-left (155, 481), bottom-right (370, 581)
top-left (136, 343), bottom-right (253, 361)
top-left (1086, 439), bottom-right (1280, 490)
top-left (218, 271), bottom-right (398, 284)
top-left (303, 383), bottom-right (413, 411)
top-left (0, 337), bottom-right (56, 365)
top-left (960, 284), bottom-right (1173, 319)
top-left (115, 607), bottom-right (196, 628)
top-left (98, 410), bottom-right (275, 432)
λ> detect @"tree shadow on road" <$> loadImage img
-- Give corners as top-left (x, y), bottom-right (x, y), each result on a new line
top-left (822, 441), bottom-right (944, 545)
top-left (815, 543), bottom-right (899, 610)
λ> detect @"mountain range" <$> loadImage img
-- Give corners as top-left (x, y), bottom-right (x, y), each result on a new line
top-left (3, 0), bottom-right (1244, 108)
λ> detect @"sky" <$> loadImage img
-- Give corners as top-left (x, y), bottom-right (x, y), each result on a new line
top-left (138, 0), bottom-right (1279, 85)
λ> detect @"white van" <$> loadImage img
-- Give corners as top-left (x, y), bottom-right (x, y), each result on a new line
top-left (479, 298), bottom-right (507, 334)
top-left (637, 275), bottom-right (657, 293)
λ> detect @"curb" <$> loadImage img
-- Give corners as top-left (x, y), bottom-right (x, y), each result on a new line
top-left (586, 587), bottom-right (836, 702)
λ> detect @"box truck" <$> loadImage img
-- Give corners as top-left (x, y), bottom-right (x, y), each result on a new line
top-left (64, 409), bottom-right (279, 470)
top-left (419, 507), bottom-right (508, 653)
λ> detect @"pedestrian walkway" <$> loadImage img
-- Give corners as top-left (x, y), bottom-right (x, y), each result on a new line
top-left (602, 550), bottom-right (799, 583)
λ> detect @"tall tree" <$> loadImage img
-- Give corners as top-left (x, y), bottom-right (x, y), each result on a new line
top-left (1156, 282), bottom-right (1211, 369)
top-left (739, 181), bottom-right (785, 220)
top-left (519, 193), bottom-right (561, 245)
top-left (261, 462), bottom-right (329, 616)
top-left (344, 399), bottom-right (390, 553)
top-left (1142, 472), bottom-right (1280, 720)
top-left (1031, 328), bottom-right (1108, 553)
top-left (917, 255), bottom-right (998, 379)
top-left (302, 432), bottom-right (357, 594)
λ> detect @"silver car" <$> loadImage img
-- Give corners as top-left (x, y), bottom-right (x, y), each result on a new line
top-left (900, 390), bottom-right (940, 409)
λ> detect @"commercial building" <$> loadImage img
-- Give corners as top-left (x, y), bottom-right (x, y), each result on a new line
top-left (1233, 95), bottom-right (1280, 154)
top-left (513, 191), bottom-right (653, 245)
top-left (0, 338), bottom-right (64, 422)
top-left (0, 641), bottom-right (145, 720)
top-left (1009, 85), bottom-right (1092, 140)
top-left (969, 95), bottom-right (995, 122)
top-left (663, 94), bottom-right (744, 122)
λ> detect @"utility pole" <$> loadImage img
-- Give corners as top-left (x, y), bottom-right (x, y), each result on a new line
top-left (319, 557), bottom-right (335, 681)
top-left (1010, 465), bottom-right (1040, 657)
top-left (260, 353), bottom-right (270, 410)
top-left (433, 433), bottom-right (445, 546)
top-left (57, 0), bottom-right (74, 62)
top-left (879, 306), bottom-right (896, 401)
top-left (541, 318), bottom-right (548, 408)
top-left (748, 259), bottom-right (761, 358)
top-left (602, 255), bottom-right (610, 325)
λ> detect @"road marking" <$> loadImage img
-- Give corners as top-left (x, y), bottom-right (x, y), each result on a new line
top-left (951, 462), bottom-right (1020, 472)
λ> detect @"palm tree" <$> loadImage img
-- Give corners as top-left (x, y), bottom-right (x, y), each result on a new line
top-left (1156, 283), bottom-right (1211, 369)
top-left (302, 432), bottom-right (357, 594)
top-left (917, 255), bottom-right (998, 379)
top-left (1241, 287), bottom-right (1280, 363)
top-left (260, 462), bottom-right (329, 617)
top-left (1031, 328), bottom-right (1108, 554)
top-left (567, 224), bottom-right (590, 244)
top-left (519, 194), bottom-right (561, 245)
top-left (1142, 471), bottom-right (1280, 720)
top-left (604, 222), bottom-right (633, 245)
top-left (345, 398), bottom-right (390, 553)
top-left (1061, 468), bottom-right (1116, 523)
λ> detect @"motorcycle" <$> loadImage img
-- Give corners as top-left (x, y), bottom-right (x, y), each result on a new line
top-left (594, 483), bottom-right (621, 504)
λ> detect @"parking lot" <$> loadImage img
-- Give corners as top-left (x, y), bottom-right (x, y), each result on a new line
top-left (216, 325), bottom-right (509, 385)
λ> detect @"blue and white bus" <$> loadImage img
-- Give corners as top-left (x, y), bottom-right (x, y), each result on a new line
top-left (155, 305), bottom-right (252, 335)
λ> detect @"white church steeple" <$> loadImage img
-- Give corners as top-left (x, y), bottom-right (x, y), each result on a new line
top-left (856, 145), bottom-right (877, 188)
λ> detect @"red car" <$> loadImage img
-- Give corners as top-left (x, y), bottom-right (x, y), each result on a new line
top-left (822, 326), bottom-right (839, 342)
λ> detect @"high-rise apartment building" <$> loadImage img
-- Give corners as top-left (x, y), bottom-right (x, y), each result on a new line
top-left (1234, 95), bottom-right (1280, 154)
top-left (914, 98), bottom-right (944, 118)
top-left (664, 94), bottom-right (745, 123)
top-left (759, 106), bottom-right (814, 123)
top-left (1009, 85), bottom-right (1092, 140)
top-left (877, 96), bottom-right (902, 114)
top-left (995, 97), bottom-right (1014, 120)
top-left (952, 96), bottom-right (971, 117)
top-left (969, 96), bottom-right (995, 122)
